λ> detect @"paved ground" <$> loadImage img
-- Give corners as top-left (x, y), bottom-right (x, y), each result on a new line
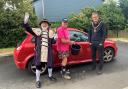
top-left (108, 38), bottom-right (128, 43)
top-left (0, 41), bottom-right (128, 89)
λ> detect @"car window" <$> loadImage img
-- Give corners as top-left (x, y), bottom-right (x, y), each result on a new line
top-left (53, 34), bottom-right (57, 41)
top-left (32, 36), bottom-right (36, 43)
top-left (69, 31), bottom-right (88, 42)
top-left (53, 31), bottom-right (88, 42)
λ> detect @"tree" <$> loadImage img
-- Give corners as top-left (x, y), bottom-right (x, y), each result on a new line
top-left (119, 0), bottom-right (128, 27)
top-left (119, 0), bottom-right (128, 20)
top-left (68, 8), bottom-right (95, 31)
top-left (68, 0), bottom-right (125, 33)
top-left (98, 1), bottom-right (125, 31)
top-left (0, 0), bottom-right (38, 48)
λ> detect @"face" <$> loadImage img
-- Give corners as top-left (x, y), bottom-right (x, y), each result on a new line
top-left (41, 22), bottom-right (49, 30)
top-left (61, 22), bottom-right (68, 28)
top-left (91, 14), bottom-right (99, 24)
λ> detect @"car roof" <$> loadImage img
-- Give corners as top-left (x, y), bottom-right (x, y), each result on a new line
top-left (67, 28), bottom-right (79, 31)
top-left (25, 28), bottom-right (87, 35)
top-left (67, 28), bottom-right (87, 35)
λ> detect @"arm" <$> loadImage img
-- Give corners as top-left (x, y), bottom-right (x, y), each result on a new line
top-left (61, 38), bottom-right (70, 44)
top-left (23, 12), bottom-right (36, 36)
top-left (88, 28), bottom-right (92, 43)
top-left (23, 23), bottom-right (36, 36)
top-left (101, 23), bottom-right (106, 44)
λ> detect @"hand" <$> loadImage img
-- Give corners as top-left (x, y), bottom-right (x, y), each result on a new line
top-left (24, 12), bottom-right (29, 24)
top-left (89, 43), bottom-right (92, 45)
top-left (70, 41), bottom-right (75, 44)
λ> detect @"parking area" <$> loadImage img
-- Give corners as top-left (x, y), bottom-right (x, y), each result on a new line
top-left (0, 41), bottom-right (128, 89)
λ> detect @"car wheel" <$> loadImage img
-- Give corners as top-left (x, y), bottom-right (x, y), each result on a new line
top-left (104, 47), bottom-right (115, 63)
top-left (27, 59), bottom-right (47, 75)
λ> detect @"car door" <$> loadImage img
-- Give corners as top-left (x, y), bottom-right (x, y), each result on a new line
top-left (69, 31), bottom-right (92, 63)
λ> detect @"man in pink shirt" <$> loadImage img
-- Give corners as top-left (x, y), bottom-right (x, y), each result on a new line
top-left (57, 18), bottom-right (74, 80)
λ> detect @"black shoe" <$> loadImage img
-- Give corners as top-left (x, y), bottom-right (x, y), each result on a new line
top-left (48, 76), bottom-right (57, 81)
top-left (35, 81), bottom-right (41, 88)
top-left (63, 73), bottom-right (71, 80)
top-left (60, 70), bottom-right (65, 75)
top-left (97, 69), bottom-right (103, 75)
top-left (66, 69), bottom-right (71, 75)
top-left (91, 66), bottom-right (96, 70)
top-left (60, 70), bottom-right (71, 80)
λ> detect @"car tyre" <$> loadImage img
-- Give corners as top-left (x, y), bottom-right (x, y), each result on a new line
top-left (104, 47), bottom-right (115, 63)
top-left (27, 58), bottom-right (47, 75)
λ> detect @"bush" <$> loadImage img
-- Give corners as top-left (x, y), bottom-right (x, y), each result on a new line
top-left (68, 1), bottom-right (126, 32)
top-left (0, 0), bottom-right (38, 48)
top-left (51, 22), bottom-right (61, 28)
top-left (68, 8), bottom-right (95, 32)
top-left (119, 0), bottom-right (128, 23)
top-left (97, 1), bottom-right (125, 31)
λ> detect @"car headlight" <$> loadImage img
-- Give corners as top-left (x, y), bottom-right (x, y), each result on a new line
top-left (16, 46), bottom-right (22, 51)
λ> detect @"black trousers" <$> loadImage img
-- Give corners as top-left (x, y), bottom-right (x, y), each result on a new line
top-left (91, 42), bottom-right (104, 70)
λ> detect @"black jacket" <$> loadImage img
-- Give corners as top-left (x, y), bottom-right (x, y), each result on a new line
top-left (23, 23), bottom-right (54, 67)
top-left (88, 21), bottom-right (106, 44)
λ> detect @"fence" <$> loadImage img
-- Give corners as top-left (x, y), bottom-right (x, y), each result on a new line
top-left (108, 30), bottom-right (128, 38)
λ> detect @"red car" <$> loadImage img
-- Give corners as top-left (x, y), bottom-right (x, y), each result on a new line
top-left (13, 28), bottom-right (118, 74)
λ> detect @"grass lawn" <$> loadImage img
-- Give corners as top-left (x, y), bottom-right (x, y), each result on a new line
top-left (0, 47), bottom-right (14, 53)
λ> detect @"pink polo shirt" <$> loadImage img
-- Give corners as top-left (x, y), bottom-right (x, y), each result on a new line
top-left (57, 26), bottom-right (70, 52)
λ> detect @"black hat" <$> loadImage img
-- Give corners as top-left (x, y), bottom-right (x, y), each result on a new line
top-left (39, 19), bottom-right (51, 26)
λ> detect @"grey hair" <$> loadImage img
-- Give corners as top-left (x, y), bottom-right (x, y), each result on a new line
top-left (91, 12), bottom-right (99, 17)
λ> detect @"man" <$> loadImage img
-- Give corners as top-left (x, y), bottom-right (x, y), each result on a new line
top-left (57, 18), bottom-right (74, 80)
top-left (23, 13), bottom-right (56, 88)
top-left (88, 12), bottom-right (106, 74)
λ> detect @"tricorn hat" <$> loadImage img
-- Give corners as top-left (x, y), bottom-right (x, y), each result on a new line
top-left (39, 19), bottom-right (51, 26)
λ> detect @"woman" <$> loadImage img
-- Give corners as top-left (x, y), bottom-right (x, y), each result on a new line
top-left (23, 13), bottom-right (56, 88)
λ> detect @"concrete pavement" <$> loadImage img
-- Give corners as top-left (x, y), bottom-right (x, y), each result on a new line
top-left (0, 42), bottom-right (128, 89)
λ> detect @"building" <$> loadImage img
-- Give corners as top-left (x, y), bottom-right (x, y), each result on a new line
top-left (33, 0), bottom-right (104, 22)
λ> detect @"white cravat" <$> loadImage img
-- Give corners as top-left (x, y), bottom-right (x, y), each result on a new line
top-left (41, 29), bottom-right (48, 62)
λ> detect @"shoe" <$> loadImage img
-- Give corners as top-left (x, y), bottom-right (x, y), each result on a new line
top-left (48, 76), bottom-right (57, 81)
top-left (91, 66), bottom-right (96, 70)
top-left (61, 69), bottom-right (71, 74)
top-left (60, 70), bottom-right (65, 75)
top-left (60, 70), bottom-right (71, 80)
top-left (35, 81), bottom-right (41, 88)
top-left (63, 74), bottom-right (71, 80)
top-left (66, 69), bottom-right (71, 75)
top-left (97, 69), bottom-right (103, 75)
